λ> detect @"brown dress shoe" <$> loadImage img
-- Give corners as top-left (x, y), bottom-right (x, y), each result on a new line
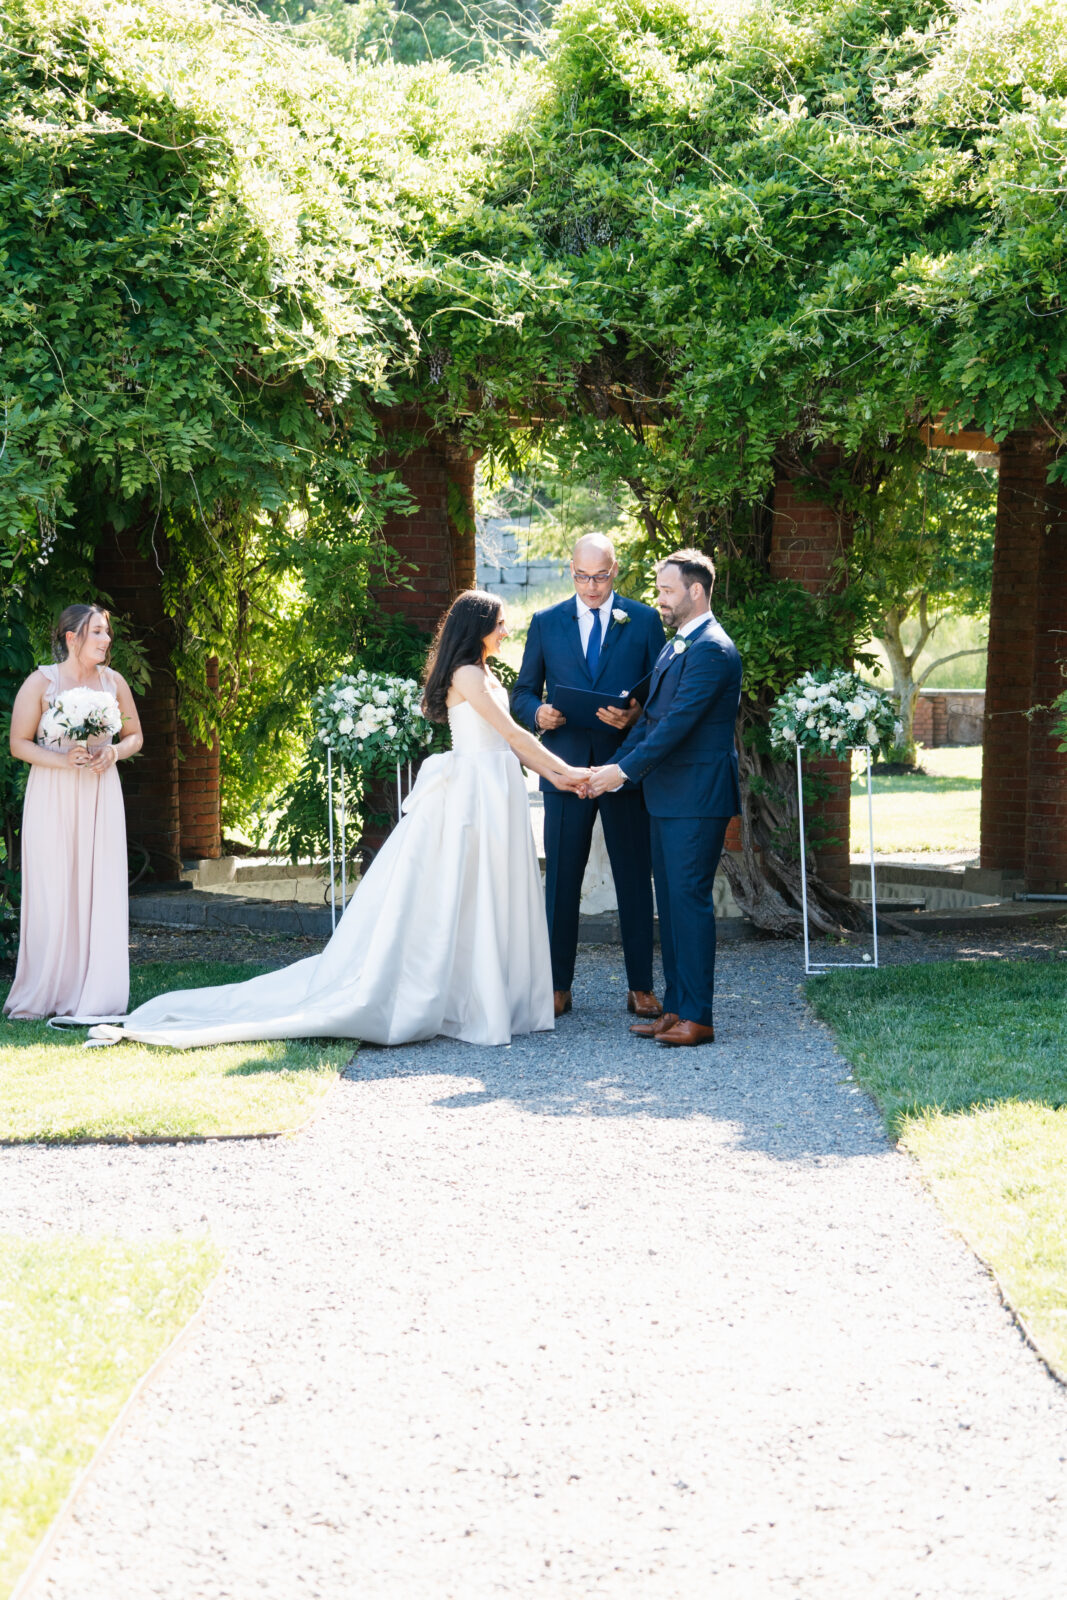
top-left (630, 1011), bottom-right (679, 1039)
top-left (627, 989), bottom-right (663, 1019)
top-left (656, 1019), bottom-right (715, 1047)
top-left (553, 990), bottom-right (572, 1018)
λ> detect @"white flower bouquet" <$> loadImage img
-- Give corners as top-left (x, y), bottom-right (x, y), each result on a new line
top-left (313, 670), bottom-right (436, 775)
top-left (39, 688), bottom-right (123, 748)
top-left (769, 669), bottom-right (901, 761)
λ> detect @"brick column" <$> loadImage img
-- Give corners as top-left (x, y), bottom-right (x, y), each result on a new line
top-left (178, 655), bottom-right (222, 862)
top-left (377, 435), bottom-right (481, 633)
top-left (770, 453), bottom-right (852, 895)
top-left (980, 431), bottom-right (1048, 875)
top-left (94, 518), bottom-right (182, 881)
top-left (1024, 474), bottom-right (1067, 892)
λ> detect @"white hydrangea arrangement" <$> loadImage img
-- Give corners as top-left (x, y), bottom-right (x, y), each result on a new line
top-left (313, 670), bottom-right (436, 774)
top-left (39, 688), bottom-right (123, 747)
top-left (770, 669), bottom-right (901, 760)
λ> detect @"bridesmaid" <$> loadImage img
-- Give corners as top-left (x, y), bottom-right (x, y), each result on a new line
top-left (4, 604), bottom-right (143, 1021)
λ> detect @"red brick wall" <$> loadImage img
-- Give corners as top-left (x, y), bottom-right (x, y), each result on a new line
top-left (981, 431), bottom-right (1048, 874)
top-left (377, 437), bottom-right (479, 635)
top-left (770, 454), bottom-right (852, 895)
top-left (178, 655), bottom-right (222, 862)
top-left (94, 518), bottom-right (182, 881)
top-left (1024, 475), bottom-right (1067, 891)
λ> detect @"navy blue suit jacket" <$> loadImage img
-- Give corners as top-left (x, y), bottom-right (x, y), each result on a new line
top-left (511, 594), bottom-right (665, 790)
top-left (615, 615), bottom-right (742, 818)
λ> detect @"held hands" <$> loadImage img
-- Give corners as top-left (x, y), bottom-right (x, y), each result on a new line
top-left (550, 765), bottom-right (591, 794)
top-left (595, 696), bottom-right (641, 732)
top-left (585, 764), bottom-right (626, 797)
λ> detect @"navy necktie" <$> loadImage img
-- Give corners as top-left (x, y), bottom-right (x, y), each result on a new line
top-left (585, 610), bottom-right (602, 675)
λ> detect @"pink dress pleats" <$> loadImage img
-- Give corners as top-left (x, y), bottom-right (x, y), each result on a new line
top-left (4, 664), bottom-right (129, 1020)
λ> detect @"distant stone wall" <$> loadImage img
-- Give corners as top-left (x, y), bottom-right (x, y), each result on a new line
top-left (476, 515), bottom-right (568, 596)
top-left (913, 689), bottom-right (984, 747)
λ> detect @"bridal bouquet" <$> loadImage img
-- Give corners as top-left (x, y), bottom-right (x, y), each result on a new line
top-left (770, 669), bottom-right (900, 760)
top-left (39, 688), bottom-right (123, 747)
top-left (313, 670), bottom-right (436, 774)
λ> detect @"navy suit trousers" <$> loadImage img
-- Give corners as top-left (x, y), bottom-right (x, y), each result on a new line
top-left (542, 787), bottom-right (654, 992)
top-left (650, 815), bottom-right (731, 1028)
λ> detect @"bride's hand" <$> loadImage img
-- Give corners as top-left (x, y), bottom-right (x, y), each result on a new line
top-left (550, 766), bottom-right (591, 795)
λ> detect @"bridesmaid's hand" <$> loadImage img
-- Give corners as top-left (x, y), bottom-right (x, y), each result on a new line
top-left (86, 745), bottom-right (118, 774)
top-left (64, 746), bottom-right (90, 770)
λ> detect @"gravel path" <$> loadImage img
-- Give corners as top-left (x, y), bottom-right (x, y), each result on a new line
top-left (5, 934), bottom-right (1067, 1599)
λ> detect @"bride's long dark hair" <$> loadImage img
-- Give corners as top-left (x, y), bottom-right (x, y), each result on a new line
top-left (422, 589), bottom-right (503, 723)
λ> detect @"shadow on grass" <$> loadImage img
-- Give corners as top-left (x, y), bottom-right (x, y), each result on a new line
top-left (807, 960), bottom-right (1067, 1136)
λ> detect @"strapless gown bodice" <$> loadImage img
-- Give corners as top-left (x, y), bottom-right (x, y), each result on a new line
top-left (92, 686), bottom-right (553, 1048)
top-left (447, 693), bottom-right (511, 754)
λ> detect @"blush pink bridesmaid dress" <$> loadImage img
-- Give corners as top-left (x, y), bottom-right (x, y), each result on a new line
top-left (3, 663), bottom-right (129, 1021)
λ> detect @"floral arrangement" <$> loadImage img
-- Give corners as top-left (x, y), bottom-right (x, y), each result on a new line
top-left (39, 688), bottom-right (123, 747)
top-left (769, 669), bottom-right (901, 760)
top-left (313, 670), bottom-right (436, 774)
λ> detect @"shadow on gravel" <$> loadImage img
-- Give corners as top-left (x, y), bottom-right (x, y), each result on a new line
top-left (347, 1022), bottom-right (889, 1165)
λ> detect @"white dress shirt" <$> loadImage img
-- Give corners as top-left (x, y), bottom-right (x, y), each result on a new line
top-left (576, 592), bottom-right (615, 655)
top-left (678, 609), bottom-right (712, 639)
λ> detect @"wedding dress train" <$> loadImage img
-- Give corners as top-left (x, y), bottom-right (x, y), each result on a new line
top-left (92, 697), bottom-right (554, 1048)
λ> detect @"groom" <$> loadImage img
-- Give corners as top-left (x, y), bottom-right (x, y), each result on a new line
top-left (512, 534), bottom-right (665, 1019)
top-left (586, 549), bottom-right (742, 1047)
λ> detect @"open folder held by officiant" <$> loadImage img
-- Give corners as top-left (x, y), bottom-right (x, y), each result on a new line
top-left (551, 670), bottom-right (654, 731)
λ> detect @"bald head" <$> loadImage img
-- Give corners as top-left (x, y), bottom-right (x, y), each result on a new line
top-left (570, 533), bottom-right (618, 607)
top-left (572, 533), bottom-right (615, 568)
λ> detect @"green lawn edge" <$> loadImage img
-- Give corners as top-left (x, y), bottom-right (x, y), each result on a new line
top-left (808, 960), bottom-right (1067, 1379)
top-left (0, 961), bottom-right (353, 1143)
top-left (0, 1235), bottom-right (223, 1599)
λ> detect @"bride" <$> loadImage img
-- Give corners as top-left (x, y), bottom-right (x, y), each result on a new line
top-left (90, 592), bottom-right (589, 1050)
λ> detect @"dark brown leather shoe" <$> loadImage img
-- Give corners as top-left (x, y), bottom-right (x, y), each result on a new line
top-left (626, 989), bottom-right (663, 1019)
top-left (656, 1019), bottom-right (715, 1047)
top-left (630, 1011), bottom-right (679, 1039)
top-left (553, 990), bottom-right (572, 1018)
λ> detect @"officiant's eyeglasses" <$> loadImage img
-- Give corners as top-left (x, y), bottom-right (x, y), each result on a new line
top-left (573, 569), bottom-right (613, 585)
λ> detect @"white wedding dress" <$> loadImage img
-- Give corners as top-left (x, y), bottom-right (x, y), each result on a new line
top-left (91, 692), bottom-right (554, 1049)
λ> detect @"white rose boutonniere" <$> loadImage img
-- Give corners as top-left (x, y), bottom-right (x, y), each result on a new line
top-left (671, 637), bottom-right (689, 657)
top-left (611, 607), bottom-right (629, 626)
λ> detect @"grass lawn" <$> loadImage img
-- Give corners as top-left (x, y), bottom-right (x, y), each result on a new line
top-left (0, 1234), bottom-right (222, 1599)
top-left (0, 961), bottom-right (352, 1142)
top-left (850, 746), bottom-right (982, 855)
top-left (809, 960), bottom-right (1067, 1376)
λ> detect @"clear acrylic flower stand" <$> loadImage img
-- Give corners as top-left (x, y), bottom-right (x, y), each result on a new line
top-left (325, 751), bottom-right (412, 933)
top-left (796, 743), bottom-right (878, 975)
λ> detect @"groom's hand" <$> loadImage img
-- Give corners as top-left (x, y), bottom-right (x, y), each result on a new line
top-left (587, 764), bottom-right (626, 796)
top-left (536, 704), bottom-right (566, 730)
top-left (596, 697), bottom-right (641, 731)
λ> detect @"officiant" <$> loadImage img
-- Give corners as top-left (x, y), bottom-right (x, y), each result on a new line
top-left (512, 535), bottom-right (665, 1020)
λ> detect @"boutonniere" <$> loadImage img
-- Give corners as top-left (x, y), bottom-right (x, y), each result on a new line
top-left (671, 637), bottom-right (689, 656)
top-left (611, 607), bottom-right (630, 626)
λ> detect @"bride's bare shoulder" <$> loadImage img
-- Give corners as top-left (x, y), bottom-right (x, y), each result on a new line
top-left (448, 664), bottom-right (487, 706)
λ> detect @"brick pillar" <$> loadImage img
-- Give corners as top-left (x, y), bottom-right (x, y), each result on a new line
top-left (178, 655), bottom-right (222, 862)
top-left (770, 453), bottom-right (852, 895)
top-left (377, 435), bottom-right (481, 633)
top-left (1024, 475), bottom-right (1067, 891)
top-left (94, 518), bottom-right (181, 881)
top-left (980, 431), bottom-right (1048, 875)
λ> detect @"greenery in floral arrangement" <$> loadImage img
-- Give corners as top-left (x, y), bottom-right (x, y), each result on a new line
top-left (313, 671), bottom-right (441, 776)
top-left (770, 671), bottom-right (902, 763)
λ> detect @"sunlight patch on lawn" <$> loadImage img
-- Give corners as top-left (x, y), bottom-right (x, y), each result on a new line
top-left (0, 962), bottom-right (352, 1142)
top-left (0, 1235), bottom-right (222, 1598)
